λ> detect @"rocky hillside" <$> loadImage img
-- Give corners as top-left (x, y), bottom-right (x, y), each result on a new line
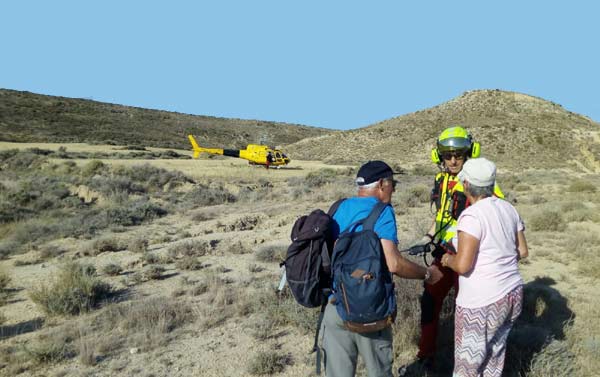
top-left (286, 90), bottom-right (600, 172)
top-left (0, 89), bottom-right (330, 149)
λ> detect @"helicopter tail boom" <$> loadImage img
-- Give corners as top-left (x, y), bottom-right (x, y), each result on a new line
top-left (188, 135), bottom-right (230, 158)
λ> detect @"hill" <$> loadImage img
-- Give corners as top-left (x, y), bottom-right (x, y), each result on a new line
top-left (286, 90), bottom-right (600, 172)
top-left (0, 89), bottom-right (331, 150)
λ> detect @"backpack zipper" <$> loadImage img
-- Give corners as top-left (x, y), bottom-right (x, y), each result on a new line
top-left (340, 282), bottom-right (351, 314)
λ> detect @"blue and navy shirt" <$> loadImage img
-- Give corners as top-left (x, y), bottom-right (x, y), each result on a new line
top-left (332, 197), bottom-right (398, 244)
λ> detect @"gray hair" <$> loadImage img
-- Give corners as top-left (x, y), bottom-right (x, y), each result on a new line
top-left (465, 182), bottom-right (494, 198)
top-left (357, 180), bottom-right (379, 191)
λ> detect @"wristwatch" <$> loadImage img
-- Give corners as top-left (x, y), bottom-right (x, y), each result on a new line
top-left (423, 268), bottom-right (431, 281)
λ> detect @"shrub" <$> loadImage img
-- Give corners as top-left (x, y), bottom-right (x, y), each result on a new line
top-left (128, 237), bottom-right (148, 253)
top-left (251, 287), bottom-right (317, 333)
top-left (168, 240), bottom-right (210, 258)
top-left (101, 263), bottom-right (123, 276)
top-left (181, 184), bottom-right (236, 207)
top-left (247, 351), bottom-right (292, 375)
top-left (304, 168), bottom-right (339, 187)
top-left (222, 215), bottom-right (263, 232)
top-left (88, 175), bottom-right (144, 196)
top-left (255, 244), bottom-right (285, 263)
top-left (0, 241), bottom-right (20, 260)
top-left (92, 236), bottom-right (124, 254)
top-left (227, 240), bottom-right (252, 255)
top-left (10, 219), bottom-right (59, 249)
top-left (38, 245), bottom-right (66, 260)
top-left (527, 209), bottom-right (565, 232)
top-left (103, 199), bottom-right (167, 226)
top-left (142, 252), bottom-right (161, 265)
top-left (0, 268), bottom-right (11, 291)
top-left (29, 262), bottom-right (113, 316)
top-left (248, 264), bottom-right (264, 273)
top-left (23, 331), bottom-right (76, 364)
top-left (567, 180), bottom-right (596, 193)
top-left (0, 268), bottom-right (11, 306)
top-left (98, 297), bottom-right (193, 351)
top-left (112, 164), bottom-right (192, 192)
top-left (81, 160), bottom-right (106, 177)
top-left (142, 265), bottom-right (165, 280)
top-left (175, 257), bottom-right (203, 271)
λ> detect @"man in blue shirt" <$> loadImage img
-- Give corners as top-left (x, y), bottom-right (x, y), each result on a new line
top-left (321, 161), bottom-right (442, 377)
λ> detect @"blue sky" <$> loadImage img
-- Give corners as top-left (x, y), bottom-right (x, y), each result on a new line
top-left (1, 1), bottom-right (598, 130)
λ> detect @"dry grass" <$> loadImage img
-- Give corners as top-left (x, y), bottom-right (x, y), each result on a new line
top-left (255, 243), bottom-right (287, 263)
top-left (29, 262), bottom-right (113, 316)
top-left (101, 263), bottom-right (123, 276)
top-left (247, 350), bottom-right (293, 375)
top-left (1, 137), bottom-right (599, 376)
top-left (0, 267), bottom-right (11, 306)
top-left (128, 236), bottom-right (149, 253)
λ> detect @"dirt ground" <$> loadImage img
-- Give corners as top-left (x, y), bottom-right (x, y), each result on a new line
top-left (1, 142), bottom-right (598, 377)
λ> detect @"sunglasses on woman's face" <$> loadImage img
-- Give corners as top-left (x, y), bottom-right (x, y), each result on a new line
top-left (442, 152), bottom-right (466, 161)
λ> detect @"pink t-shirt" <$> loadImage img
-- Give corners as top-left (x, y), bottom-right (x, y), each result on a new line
top-left (453, 196), bottom-right (524, 308)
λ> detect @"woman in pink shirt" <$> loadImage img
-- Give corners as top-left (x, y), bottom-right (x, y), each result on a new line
top-left (441, 158), bottom-right (529, 377)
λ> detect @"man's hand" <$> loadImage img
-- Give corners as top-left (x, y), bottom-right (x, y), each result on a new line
top-left (425, 265), bottom-right (443, 285)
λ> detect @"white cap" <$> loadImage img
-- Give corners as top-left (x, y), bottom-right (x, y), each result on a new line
top-left (458, 157), bottom-right (496, 187)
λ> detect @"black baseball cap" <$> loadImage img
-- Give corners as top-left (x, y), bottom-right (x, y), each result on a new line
top-left (355, 161), bottom-right (397, 186)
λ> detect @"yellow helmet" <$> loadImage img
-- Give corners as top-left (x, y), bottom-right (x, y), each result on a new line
top-left (431, 126), bottom-right (481, 164)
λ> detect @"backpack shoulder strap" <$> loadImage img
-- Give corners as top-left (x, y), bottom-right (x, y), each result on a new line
top-left (327, 198), bottom-right (345, 216)
top-left (362, 201), bottom-right (389, 231)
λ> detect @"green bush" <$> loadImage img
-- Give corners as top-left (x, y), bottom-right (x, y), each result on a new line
top-left (247, 351), bottom-right (292, 375)
top-left (181, 183), bottom-right (236, 207)
top-left (104, 199), bottom-right (167, 226)
top-left (175, 257), bottom-right (203, 271)
top-left (567, 180), bottom-right (596, 193)
top-left (142, 265), bottom-right (165, 280)
top-left (527, 209), bottom-right (565, 232)
top-left (101, 263), bottom-right (123, 276)
top-left (29, 262), bottom-right (113, 316)
top-left (112, 164), bottom-right (192, 192)
top-left (255, 245), bottom-right (285, 263)
top-left (168, 240), bottom-right (210, 258)
top-left (0, 241), bottom-right (20, 260)
top-left (304, 168), bottom-right (339, 187)
top-left (0, 268), bottom-right (10, 292)
top-left (92, 236), bottom-right (125, 254)
top-left (128, 237), bottom-right (149, 253)
top-left (23, 333), bottom-right (76, 364)
top-left (81, 160), bottom-right (106, 177)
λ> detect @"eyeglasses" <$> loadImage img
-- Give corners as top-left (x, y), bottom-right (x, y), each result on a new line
top-left (441, 152), bottom-right (466, 161)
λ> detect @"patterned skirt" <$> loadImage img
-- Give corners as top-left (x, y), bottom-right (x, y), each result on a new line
top-left (453, 285), bottom-right (523, 377)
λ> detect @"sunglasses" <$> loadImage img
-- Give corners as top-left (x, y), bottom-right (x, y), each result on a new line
top-left (441, 151), bottom-right (466, 161)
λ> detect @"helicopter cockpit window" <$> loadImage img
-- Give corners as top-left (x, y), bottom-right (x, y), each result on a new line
top-left (275, 152), bottom-right (281, 159)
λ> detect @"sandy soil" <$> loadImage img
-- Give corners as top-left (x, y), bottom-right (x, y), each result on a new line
top-left (1, 144), bottom-right (598, 377)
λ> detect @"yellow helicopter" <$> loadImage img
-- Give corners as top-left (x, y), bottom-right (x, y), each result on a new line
top-left (188, 135), bottom-right (291, 168)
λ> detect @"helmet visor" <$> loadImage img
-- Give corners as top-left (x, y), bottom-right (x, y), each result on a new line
top-left (437, 137), bottom-right (471, 153)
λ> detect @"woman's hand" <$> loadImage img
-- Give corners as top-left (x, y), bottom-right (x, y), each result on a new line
top-left (441, 253), bottom-right (452, 268)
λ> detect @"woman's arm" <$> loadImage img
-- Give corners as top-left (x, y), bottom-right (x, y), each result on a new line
top-left (516, 230), bottom-right (529, 260)
top-left (441, 231), bottom-right (479, 275)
